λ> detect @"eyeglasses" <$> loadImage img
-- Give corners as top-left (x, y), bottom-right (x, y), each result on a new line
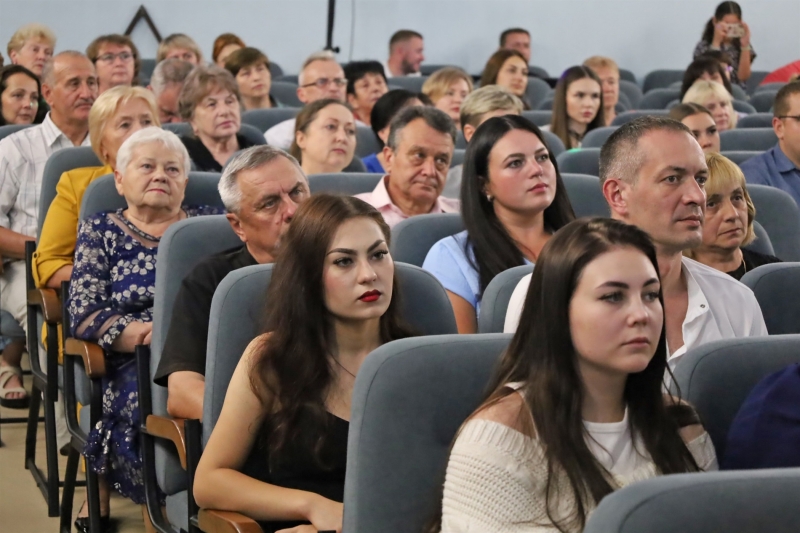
top-left (96, 52), bottom-right (133, 63)
top-left (778, 115), bottom-right (800, 122)
top-left (301, 78), bottom-right (347, 89)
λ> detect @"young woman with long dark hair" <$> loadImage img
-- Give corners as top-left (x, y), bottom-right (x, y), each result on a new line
top-left (549, 66), bottom-right (605, 149)
top-left (435, 218), bottom-right (717, 532)
top-left (423, 115), bottom-right (575, 333)
top-left (194, 194), bottom-right (415, 533)
top-left (693, 1), bottom-right (755, 88)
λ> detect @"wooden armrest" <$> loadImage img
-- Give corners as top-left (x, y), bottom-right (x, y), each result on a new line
top-left (64, 338), bottom-right (106, 378)
top-left (198, 509), bottom-right (263, 533)
top-left (27, 287), bottom-right (62, 323)
top-left (146, 415), bottom-right (187, 469)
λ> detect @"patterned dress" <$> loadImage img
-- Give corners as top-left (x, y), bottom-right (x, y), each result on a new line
top-left (67, 205), bottom-right (220, 504)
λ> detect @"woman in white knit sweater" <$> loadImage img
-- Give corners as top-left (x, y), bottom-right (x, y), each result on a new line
top-left (436, 218), bottom-right (717, 533)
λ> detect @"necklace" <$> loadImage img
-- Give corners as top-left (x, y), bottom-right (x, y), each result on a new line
top-left (332, 357), bottom-right (357, 379)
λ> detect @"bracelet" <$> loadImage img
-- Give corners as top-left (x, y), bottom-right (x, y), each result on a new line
top-left (741, 45), bottom-right (752, 51)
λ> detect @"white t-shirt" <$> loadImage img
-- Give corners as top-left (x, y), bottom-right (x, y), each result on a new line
top-left (503, 256), bottom-right (768, 367)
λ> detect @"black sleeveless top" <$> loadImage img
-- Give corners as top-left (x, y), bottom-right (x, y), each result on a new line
top-left (241, 411), bottom-right (349, 533)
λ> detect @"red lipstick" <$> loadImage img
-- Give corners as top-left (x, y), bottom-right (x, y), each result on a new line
top-left (359, 290), bottom-right (381, 302)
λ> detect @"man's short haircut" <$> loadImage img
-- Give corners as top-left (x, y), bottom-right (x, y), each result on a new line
top-left (219, 145), bottom-right (302, 213)
top-left (224, 47), bottom-right (270, 78)
top-left (298, 50), bottom-right (338, 86)
top-left (86, 34), bottom-right (141, 85)
top-left (422, 66), bottom-right (473, 105)
top-left (41, 50), bottom-right (90, 86)
top-left (7, 24), bottom-right (56, 56)
top-left (157, 33), bottom-right (203, 64)
top-left (343, 61), bottom-right (386, 96)
top-left (386, 105), bottom-right (457, 151)
top-left (116, 127), bottom-right (191, 174)
top-left (599, 115), bottom-right (692, 185)
top-left (499, 28), bottom-right (530, 47)
top-left (459, 85), bottom-right (523, 131)
top-left (583, 56), bottom-right (619, 75)
top-left (389, 30), bottom-right (423, 53)
top-left (773, 81), bottom-right (800, 118)
top-left (150, 58), bottom-right (194, 96)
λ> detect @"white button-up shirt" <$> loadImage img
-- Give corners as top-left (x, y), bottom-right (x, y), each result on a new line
top-left (503, 256), bottom-right (768, 367)
top-left (0, 114), bottom-right (90, 239)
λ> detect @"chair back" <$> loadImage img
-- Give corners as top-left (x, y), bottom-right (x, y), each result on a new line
top-left (737, 113), bottom-right (774, 128)
top-left (730, 84), bottom-right (748, 101)
top-left (0, 123), bottom-right (32, 141)
top-left (639, 88), bottom-right (681, 109)
top-left (450, 149), bottom-right (465, 168)
top-left (387, 76), bottom-right (427, 93)
top-left (521, 110), bottom-right (552, 127)
top-left (307, 172), bottom-right (382, 195)
top-left (268, 63), bottom-right (284, 78)
top-left (671, 335), bottom-right (800, 458)
top-left (342, 333), bottom-right (513, 533)
top-left (478, 265), bottom-right (534, 333)
top-left (390, 213), bottom-right (464, 267)
top-left (749, 90), bottom-right (777, 113)
top-left (241, 107), bottom-right (299, 132)
top-left (749, 221), bottom-right (775, 256)
top-left (355, 125), bottom-right (381, 158)
top-left (139, 58), bottom-right (156, 86)
top-left (203, 262), bottom-right (458, 441)
top-left (584, 467), bottom-right (800, 533)
top-left (525, 77), bottom-right (552, 109)
top-left (618, 69), bottom-right (636, 84)
top-left (536, 96), bottom-right (554, 110)
top-left (79, 172), bottom-right (223, 220)
top-left (269, 81), bottom-right (302, 107)
top-left (720, 128), bottom-right (778, 152)
top-left (557, 148), bottom-right (600, 176)
top-left (741, 263), bottom-right (800, 334)
top-left (38, 146), bottom-right (102, 232)
top-left (747, 184), bottom-right (800, 261)
top-left (581, 126), bottom-right (619, 148)
top-left (720, 150), bottom-right (761, 165)
top-left (643, 69), bottom-right (684, 93)
top-left (745, 71), bottom-right (770, 94)
top-left (561, 173), bottom-right (608, 217)
top-left (732, 100), bottom-right (757, 114)
top-left (528, 65), bottom-right (550, 78)
top-left (541, 130), bottom-right (566, 157)
top-left (618, 80), bottom-right (642, 108)
top-left (611, 110), bottom-right (670, 126)
top-left (755, 82), bottom-right (787, 94)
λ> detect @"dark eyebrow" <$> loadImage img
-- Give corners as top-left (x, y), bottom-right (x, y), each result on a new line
top-left (599, 278), bottom-right (660, 289)
top-left (327, 239), bottom-right (386, 256)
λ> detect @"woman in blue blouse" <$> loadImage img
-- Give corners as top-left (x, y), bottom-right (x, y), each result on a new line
top-left (422, 115), bottom-right (575, 333)
top-left (67, 127), bottom-right (220, 532)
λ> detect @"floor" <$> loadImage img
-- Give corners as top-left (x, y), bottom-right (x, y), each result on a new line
top-left (0, 370), bottom-right (145, 533)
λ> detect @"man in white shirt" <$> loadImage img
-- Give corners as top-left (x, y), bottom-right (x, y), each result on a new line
top-left (383, 30), bottom-right (424, 78)
top-left (0, 50), bottom-right (97, 406)
top-left (505, 116), bottom-right (767, 368)
top-left (264, 50), bottom-right (347, 150)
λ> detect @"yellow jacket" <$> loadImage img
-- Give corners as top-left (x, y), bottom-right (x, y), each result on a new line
top-left (32, 165), bottom-right (113, 288)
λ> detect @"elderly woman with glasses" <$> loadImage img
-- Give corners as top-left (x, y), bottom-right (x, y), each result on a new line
top-left (86, 34), bottom-right (140, 94)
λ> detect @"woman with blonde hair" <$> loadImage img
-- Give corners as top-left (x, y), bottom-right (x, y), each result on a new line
top-left (290, 98), bottom-right (356, 175)
top-left (157, 33), bottom-right (203, 65)
top-left (422, 67), bottom-right (473, 128)
top-left (6, 23), bottom-right (56, 77)
top-left (686, 152), bottom-right (780, 279)
top-left (682, 80), bottom-right (738, 132)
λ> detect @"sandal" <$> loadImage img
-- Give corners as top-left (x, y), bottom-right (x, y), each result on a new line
top-left (0, 364), bottom-right (30, 409)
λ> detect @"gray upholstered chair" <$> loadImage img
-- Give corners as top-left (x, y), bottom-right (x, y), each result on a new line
top-left (611, 110), bottom-right (670, 126)
top-left (355, 125), bottom-right (381, 158)
top-left (561, 173), bottom-right (608, 217)
top-left (390, 213), bottom-right (464, 267)
top-left (741, 263), bottom-right (800, 334)
top-left (745, 71), bottom-right (770, 94)
top-left (720, 150), bottom-right (761, 165)
top-left (749, 90), bottom-right (777, 113)
top-left (38, 147), bottom-right (102, 232)
top-left (342, 333), bottom-right (513, 533)
top-left (521, 110), bottom-right (553, 127)
top-left (388, 76), bottom-right (427, 93)
top-left (736, 113), bottom-right (774, 128)
top-left (241, 107), bottom-right (299, 132)
top-left (528, 65), bottom-right (550, 78)
top-left (478, 265), bottom-right (534, 333)
top-left (619, 80), bottom-right (643, 109)
top-left (732, 100), bottom-right (758, 114)
top-left (581, 126), bottom-right (619, 148)
top-left (450, 148), bottom-right (465, 168)
top-left (307, 172), bottom-right (382, 195)
top-left (269, 80), bottom-right (302, 107)
top-left (643, 69), bottom-right (684, 93)
top-left (639, 88), bottom-right (681, 110)
top-left (541, 130), bottom-right (566, 157)
top-left (0, 123), bottom-right (32, 141)
top-left (749, 220), bottom-right (776, 257)
top-left (747, 184), bottom-right (800, 261)
top-left (671, 335), bottom-right (800, 459)
top-left (720, 128), bottom-right (778, 152)
top-left (584, 467), bottom-right (800, 533)
top-left (557, 148), bottom-right (600, 176)
top-left (525, 77), bottom-right (552, 109)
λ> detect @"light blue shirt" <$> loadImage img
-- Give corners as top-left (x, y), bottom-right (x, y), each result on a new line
top-left (423, 230), bottom-right (532, 315)
top-left (740, 144), bottom-right (800, 208)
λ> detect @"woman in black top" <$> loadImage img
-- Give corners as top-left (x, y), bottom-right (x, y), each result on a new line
top-left (177, 64), bottom-right (255, 172)
top-left (194, 195), bottom-right (415, 532)
top-left (686, 152), bottom-right (780, 280)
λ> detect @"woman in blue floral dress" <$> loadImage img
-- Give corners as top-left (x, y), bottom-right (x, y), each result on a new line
top-left (67, 127), bottom-right (221, 532)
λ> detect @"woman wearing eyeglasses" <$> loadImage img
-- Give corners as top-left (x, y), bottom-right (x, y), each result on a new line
top-left (86, 34), bottom-right (140, 95)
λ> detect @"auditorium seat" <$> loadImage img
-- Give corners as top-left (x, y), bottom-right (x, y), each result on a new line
top-left (355, 125), bottom-right (381, 157)
top-left (276, 74), bottom-right (298, 84)
top-left (478, 265), bottom-right (534, 333)
top-left (639, 88), bottom-right (681, 110)
top-left (525, 77), bottom-right (552, 109)
top-left (747, 184), bottom-right (800, 261)
top-left (268, 62), bottom-right (284, 79)
top-left (643, 69), bottom-right (684, 93)
top-left (720, 150), bottom-right (760, 165)
top-left (719, 128), bottom-right (778, 152)
top-left (611, 110), bottom-right (670, 126)
top-left (521, 110), bottom-right (553, 127)
top-left (741, 263), bottom-right (800, 334)
top-left (455, 130), bottom-right (467, 149)
top-left (561, 173), bottom-right (608, 217)
top-left (307, 172), bottom-right (381, 195)
top-left (387, 76), bottom-right (427, 93)
top-left (582, 126), bottom-right (618, 148)
top-left (528, 65), bottom-right (550, 79)
top-left (139, 58), bottom-right (156, 87)
top-left (585, 467), bottom-right (800, 533)
top-left (619, 80), bottom-right (643, 109)
top-left (541, 130), bottom-right (566, 157)
top-left (745, 70), bottom-right (770, 94)
top-left (270, 80), bottom-right (302, 107)
top-left (556, 148), bottom-right (600, 176)
top-left (0, 123), bottom-right (32, 141)
top-left (618, 69), bottom-right (637, 85)
top-left (749, 220), bottom-right (776, 257)
top-left (754, 82), bottom-right (786, 94)
top-left (451, 148), bottom-right (465, 168)
top-left (342, 333), bottom-right (512, 533)
top-left (241, 107), bottom-right (299, 132)
top-left (737, 113), bottom-right (774, 128)
top-left (749, 91), bottom-right (778, 113)
top-left (672, 335), bottom-right (800, 459)
top-left (390, 213), bottom-right (464, 267)
top-left (419, 64), bottom-right (455, 76)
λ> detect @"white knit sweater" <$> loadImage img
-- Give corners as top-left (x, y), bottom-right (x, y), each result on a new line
top-left (439, 418), bottom-right (718, 533)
